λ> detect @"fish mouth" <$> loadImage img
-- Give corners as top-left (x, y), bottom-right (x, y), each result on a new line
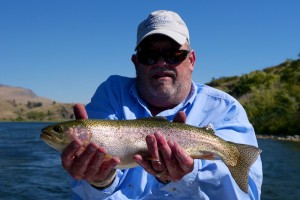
top-left (40, 132), bottom-right (53, 141)
top-left (40, 130), bottom-right (64, 143)
top-left (40, 131), bottom-right (57, 146)
top-left (40, 129), bottom-right (65, 151)
top-left (40, 132), bottom-right (65, 151)
top-left (40, 127), bottom-right (55, 141)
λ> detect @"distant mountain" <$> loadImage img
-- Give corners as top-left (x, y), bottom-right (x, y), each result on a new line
top-left (206, 58), bottom-right (300, 136)
top-left (0, 85), bottom-right (75, 121)
top-left (0, 84), bottom-right (53, 104)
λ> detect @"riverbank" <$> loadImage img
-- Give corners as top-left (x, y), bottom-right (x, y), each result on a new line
top-left (257, 134), bottom-right (300, 142)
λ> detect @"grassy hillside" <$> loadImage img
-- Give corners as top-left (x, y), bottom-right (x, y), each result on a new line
top-left (0, 85), bottom-right (75, 121)
top-left (207, 59), bottom-right (300, 136)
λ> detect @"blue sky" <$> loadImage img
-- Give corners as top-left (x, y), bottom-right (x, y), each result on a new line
top-left (1, 1), bottom-right (299, 103)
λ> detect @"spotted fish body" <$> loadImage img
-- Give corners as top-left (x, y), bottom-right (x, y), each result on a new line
top-left (41, 118), bottom-right (261, 193)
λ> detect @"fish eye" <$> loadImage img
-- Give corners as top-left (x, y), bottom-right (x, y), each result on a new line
top-left (53, 125), bottom-right (63, 133)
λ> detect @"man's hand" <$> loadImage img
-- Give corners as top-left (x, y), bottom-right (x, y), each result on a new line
top-left (61, 104), bottom-right (120, 188)
top-left (133, 111), bottom-right (194, 183)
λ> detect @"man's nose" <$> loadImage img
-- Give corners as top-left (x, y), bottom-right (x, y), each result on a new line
top-left (156, 56), bottom-right (168, 66)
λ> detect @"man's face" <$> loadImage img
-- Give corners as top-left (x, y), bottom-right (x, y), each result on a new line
top-left (132, 35), bottom-right (196, 109)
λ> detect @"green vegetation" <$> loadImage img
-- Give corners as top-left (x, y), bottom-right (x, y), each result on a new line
top-left (27, 111), bottom-right (46, 120)
top-left (0, 100), bottom-right (75, 122)
top-left (207, 59), bottom-right (300, 136)
top-left (26, 101), bottom-right (43, 109)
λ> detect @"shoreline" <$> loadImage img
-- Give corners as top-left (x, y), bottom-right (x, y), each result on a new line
top-left (256, 134), bottom-right (300, 142)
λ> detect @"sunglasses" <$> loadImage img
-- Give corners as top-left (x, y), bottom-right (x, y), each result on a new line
top-left (136, 49), bottom-right (191, 65)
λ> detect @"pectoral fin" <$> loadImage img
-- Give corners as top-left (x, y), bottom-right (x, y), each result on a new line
top-left (191, 151), bottom-right (216, 160)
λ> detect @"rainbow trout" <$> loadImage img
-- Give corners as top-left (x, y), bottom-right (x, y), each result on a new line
top-left (40, 118), bottom-right (261, 193)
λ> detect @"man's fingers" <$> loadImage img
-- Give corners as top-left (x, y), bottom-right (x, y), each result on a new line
top-left (136, 132), bottom-right (194, 183)
top-left (155, 132), bottom-right (183, 181)
top-left (133, 154), bottom-right (169, 181)
top-left (70, 143), bottom-right (98, 179)
top-left (172, 141), bottom-right (194, 173)
top-left (84, 147), bottom-right (107, 179)
top-left (61, 139), bottom-right (82, 171)
top-left (93, 157), bottom-right (120, 182)
top-left (73, 104), bottom-right (88, 119)
top-left (133, 154), bottom-right (155, 174)
top-left (146, 134), bottom-right (165, 172)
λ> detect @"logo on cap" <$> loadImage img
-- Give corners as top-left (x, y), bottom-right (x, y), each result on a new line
top-left (144, 16), bottom-right (172, 29)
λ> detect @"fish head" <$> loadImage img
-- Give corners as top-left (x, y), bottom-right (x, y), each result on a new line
top-left (40, 120), bottom-right (91, 152)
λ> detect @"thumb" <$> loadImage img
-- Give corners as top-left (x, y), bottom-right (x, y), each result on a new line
top-left (73, 104), bottom-right (88, 119)
top-left (173, 111), bottom-right (186, 124)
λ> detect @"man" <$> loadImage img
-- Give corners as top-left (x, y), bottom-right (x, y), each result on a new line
top-left (61, 10), bottom-right (262, 199)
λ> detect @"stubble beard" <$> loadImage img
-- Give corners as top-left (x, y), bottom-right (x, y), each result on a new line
top-left (136, 73), bottom-right (190, 108)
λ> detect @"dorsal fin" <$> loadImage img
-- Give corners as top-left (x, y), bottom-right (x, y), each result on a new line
top-left (202, 124), bottom-right (215, 134)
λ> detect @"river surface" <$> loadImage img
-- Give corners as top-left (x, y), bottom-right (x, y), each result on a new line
top-left (0, 122), bottom-right (299, 200)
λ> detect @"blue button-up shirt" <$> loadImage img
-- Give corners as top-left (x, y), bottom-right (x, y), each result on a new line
top-left (70, 75), bottom-right (262, 200)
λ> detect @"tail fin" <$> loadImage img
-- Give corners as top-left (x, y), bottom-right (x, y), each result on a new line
top-left (226, 142), bottom-right (262, 193)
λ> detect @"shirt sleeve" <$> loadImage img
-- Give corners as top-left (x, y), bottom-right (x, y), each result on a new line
top-left (70, 169), bottom-right (124, 200)
top-left (203, 100), bottom-right (262, 200)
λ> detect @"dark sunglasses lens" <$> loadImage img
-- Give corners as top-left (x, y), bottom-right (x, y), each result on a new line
top-left (137, 51), bottom-right (158, 65)
top-left (166, 50), bottom-right (189, 64)
top-left (137, 50), bottom-right (189, 65)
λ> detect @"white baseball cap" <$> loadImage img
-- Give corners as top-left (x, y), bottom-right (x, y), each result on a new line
top-left (135, 10), bottom-right (190, 50)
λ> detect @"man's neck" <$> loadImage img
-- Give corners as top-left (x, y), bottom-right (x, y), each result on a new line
top-left (145, 84), bottom-right (194, 116)
top-left (147, 104), bottom-right (175, 116)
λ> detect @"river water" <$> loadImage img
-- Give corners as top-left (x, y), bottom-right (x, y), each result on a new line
top-left (0, 122), bottom-right (299, 200)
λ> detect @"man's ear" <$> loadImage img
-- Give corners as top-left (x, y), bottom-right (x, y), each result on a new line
top-left (189, 50), bottom-right (196, 71)
top-left (131, 54), bottom-right (139, 70)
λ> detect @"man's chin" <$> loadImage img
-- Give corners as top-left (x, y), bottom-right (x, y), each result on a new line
top-left (150, 86), bottom-right (176, 98)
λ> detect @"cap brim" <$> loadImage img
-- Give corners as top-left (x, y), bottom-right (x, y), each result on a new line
top-left (135, 29), bottom-right (187, 50)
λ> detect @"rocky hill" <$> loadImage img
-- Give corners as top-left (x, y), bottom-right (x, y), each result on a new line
top-left (0, 85), bottom-right (75, 121)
